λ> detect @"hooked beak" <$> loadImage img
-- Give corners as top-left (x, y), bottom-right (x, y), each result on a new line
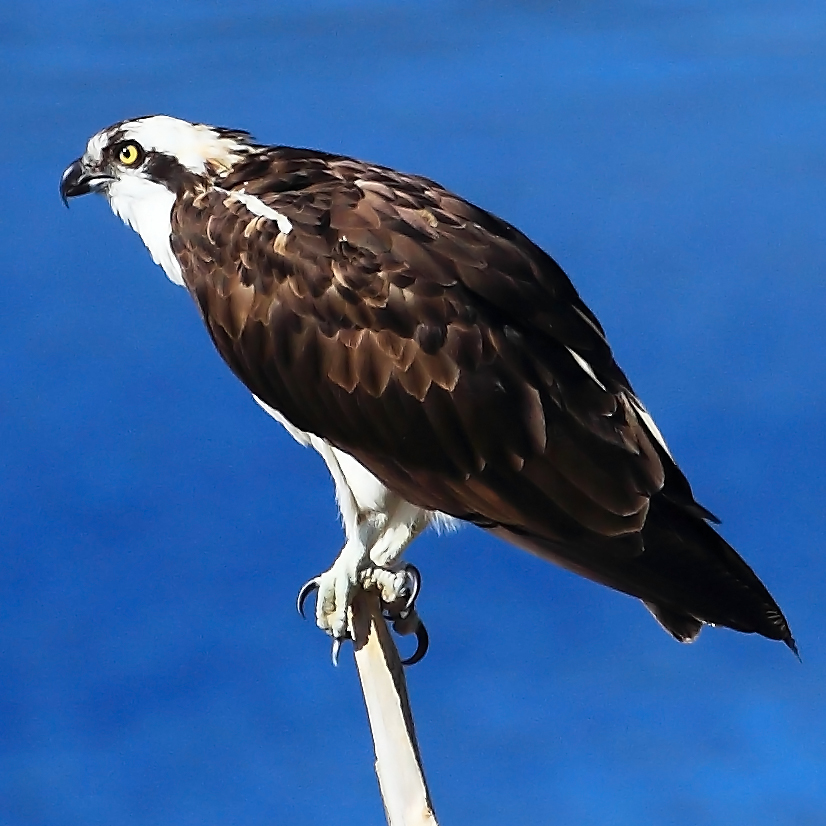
top-left (60, 158), bottom-right (112, 207)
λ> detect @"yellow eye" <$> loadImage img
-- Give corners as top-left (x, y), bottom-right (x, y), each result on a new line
top-left (117, 142), bottom-right (142, 166)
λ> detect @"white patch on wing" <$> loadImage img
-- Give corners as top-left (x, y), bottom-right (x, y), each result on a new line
top-left (564, 345), bottom-right (673, 460)
top-left (105, 175), bottom-right (184, 286)
top-left (226, 189), bottom-right (293, 234)
top-left (627, 394), bottom-right (674, 459)
top-left (566, 347), bottom-right (607, 391)
top-left (572, 305), bottom-right (606, 339)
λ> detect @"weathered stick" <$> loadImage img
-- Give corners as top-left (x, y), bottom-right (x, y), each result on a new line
top-left (352, 591), bottom-right (439, 826)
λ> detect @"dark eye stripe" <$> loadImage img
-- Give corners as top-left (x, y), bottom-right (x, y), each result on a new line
top-left (143, 152), bottom-right (191, 195)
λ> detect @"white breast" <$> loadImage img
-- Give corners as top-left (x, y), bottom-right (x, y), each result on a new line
top-left (106, 176), bottom-right (184, 286)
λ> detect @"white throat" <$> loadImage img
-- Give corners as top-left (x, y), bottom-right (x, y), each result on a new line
top-left (106, 176), bottom-right (184, 287)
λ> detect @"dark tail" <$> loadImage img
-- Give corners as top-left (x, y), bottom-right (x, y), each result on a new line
top-left (490, 495), bottom-right (797, 654)
top-left (640, 496), bottom-right (796, 653)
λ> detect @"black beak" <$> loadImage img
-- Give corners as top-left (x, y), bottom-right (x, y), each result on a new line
top-left (60, 158), bottom-right (110, 207)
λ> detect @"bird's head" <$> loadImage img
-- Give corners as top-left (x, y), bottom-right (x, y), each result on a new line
top-left (60, 114), bottom-right (257, 207)
top-left (61, 115), bottom-right (259, 285)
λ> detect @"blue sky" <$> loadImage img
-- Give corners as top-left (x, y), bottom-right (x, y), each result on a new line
top-left (2, 2), bottom-right (825, 824)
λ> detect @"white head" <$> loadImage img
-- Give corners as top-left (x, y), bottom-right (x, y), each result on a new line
top-left (60, 115), bottom-right (258, 285)
top-left (62, 115), bottom-right (256, 193)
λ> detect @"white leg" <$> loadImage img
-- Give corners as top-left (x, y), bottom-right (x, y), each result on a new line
top-left (311, 535), bottom-right (368, 640)
top-left (310, 505), bottom-right (428, 639)
top-left (251, 396), bottom-right (434, 645)
top-left (368, 501), bottom-right (430, 568)
top-left (298, 438), bottom-right (428, 635)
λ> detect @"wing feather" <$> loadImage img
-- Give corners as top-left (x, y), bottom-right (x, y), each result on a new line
top-left (168, 148), bottom-right (794, 649)
top-left (171, 167), bottom-right (669, 533)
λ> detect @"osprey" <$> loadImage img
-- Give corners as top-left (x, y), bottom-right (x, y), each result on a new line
top-left (61, 115), bottom-right (795, 659)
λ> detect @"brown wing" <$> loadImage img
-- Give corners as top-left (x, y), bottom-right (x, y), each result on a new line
top-left (170, 148), bottom-right (795, 650)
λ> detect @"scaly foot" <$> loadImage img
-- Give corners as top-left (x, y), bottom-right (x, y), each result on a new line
top-left (297, 563), bottom-right (428, 665)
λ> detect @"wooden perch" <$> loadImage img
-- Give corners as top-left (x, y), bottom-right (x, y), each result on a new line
top-left (351, 591), bottom-right (439, 826)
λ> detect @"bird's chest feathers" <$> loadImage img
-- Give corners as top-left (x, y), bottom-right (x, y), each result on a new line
top-left (107, 176), bottom-right (185, 286)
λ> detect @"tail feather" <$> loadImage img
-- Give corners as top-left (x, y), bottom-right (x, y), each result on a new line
top-left (489, 495), bottom-right (796, 653)
top-left (643, 601), bottom-right (703, 644)
top-left (640, 497), bottom-right (796, 652)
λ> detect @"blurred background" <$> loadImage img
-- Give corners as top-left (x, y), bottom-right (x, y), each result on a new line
top-left (2, 2), bottom-right (825, 824)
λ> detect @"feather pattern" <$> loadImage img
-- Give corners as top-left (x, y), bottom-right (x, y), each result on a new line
top-left (61, 116), bottom-right (794, 651)
top-left (163, 145), bottom-right (795, 650)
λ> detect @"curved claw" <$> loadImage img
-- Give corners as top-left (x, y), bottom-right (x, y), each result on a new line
top-left (398, 617), bottom-right (429, 667)
top-left (296, 577), bottom-right (320, 619)
top-left (331, 636), bottom-right (344, 667)
top-left (401, 563), bottom-right (421, 614)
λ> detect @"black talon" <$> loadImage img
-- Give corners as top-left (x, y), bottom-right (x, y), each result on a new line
top-left (296, 578), bottom-right (320, 619)
top-left (374, 565), bottom-right (429, 665)
top-left (401, 564), bottom-right (421, 613)
top-left (399, 616), bottom-right (429, 666)
top-left (298, 564), bottom-right (429, 665)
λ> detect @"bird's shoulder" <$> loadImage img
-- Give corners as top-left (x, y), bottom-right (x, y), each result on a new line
top-left (172, 145), bottom-right (615, 375)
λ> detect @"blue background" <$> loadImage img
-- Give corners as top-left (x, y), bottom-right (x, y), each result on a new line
top-left (3, 2), bottom-right (825, 823)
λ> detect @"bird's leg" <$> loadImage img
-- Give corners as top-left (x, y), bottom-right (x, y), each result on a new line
top-left (297, 507), bottom-right (431, 663)
top-left (298, 533), bottom-right (369, 643)
top-left (297, 508), bottom-right (392, 645)
top-left (298, 562), bottom-right (428, 665)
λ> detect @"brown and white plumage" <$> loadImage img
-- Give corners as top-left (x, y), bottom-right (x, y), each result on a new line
top-left (61, 115), bottom-right (795, 653)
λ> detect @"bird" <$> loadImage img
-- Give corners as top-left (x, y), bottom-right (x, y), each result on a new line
top-left (60, 114), bottom-right (795, 661)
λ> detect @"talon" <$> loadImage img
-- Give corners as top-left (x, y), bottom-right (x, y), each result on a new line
top-left (331, 637), bottom-right (344, 667)
top-left (391, 610), bottom-right (416, 635)
top-left (299, 561), bottom-right (428, 665)
top-left (401, 564), bottom-right (421, 613)
top-left (296, 577), bottom-right (320, 619)
top-left (398, 616), bottom-right (429, 666)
